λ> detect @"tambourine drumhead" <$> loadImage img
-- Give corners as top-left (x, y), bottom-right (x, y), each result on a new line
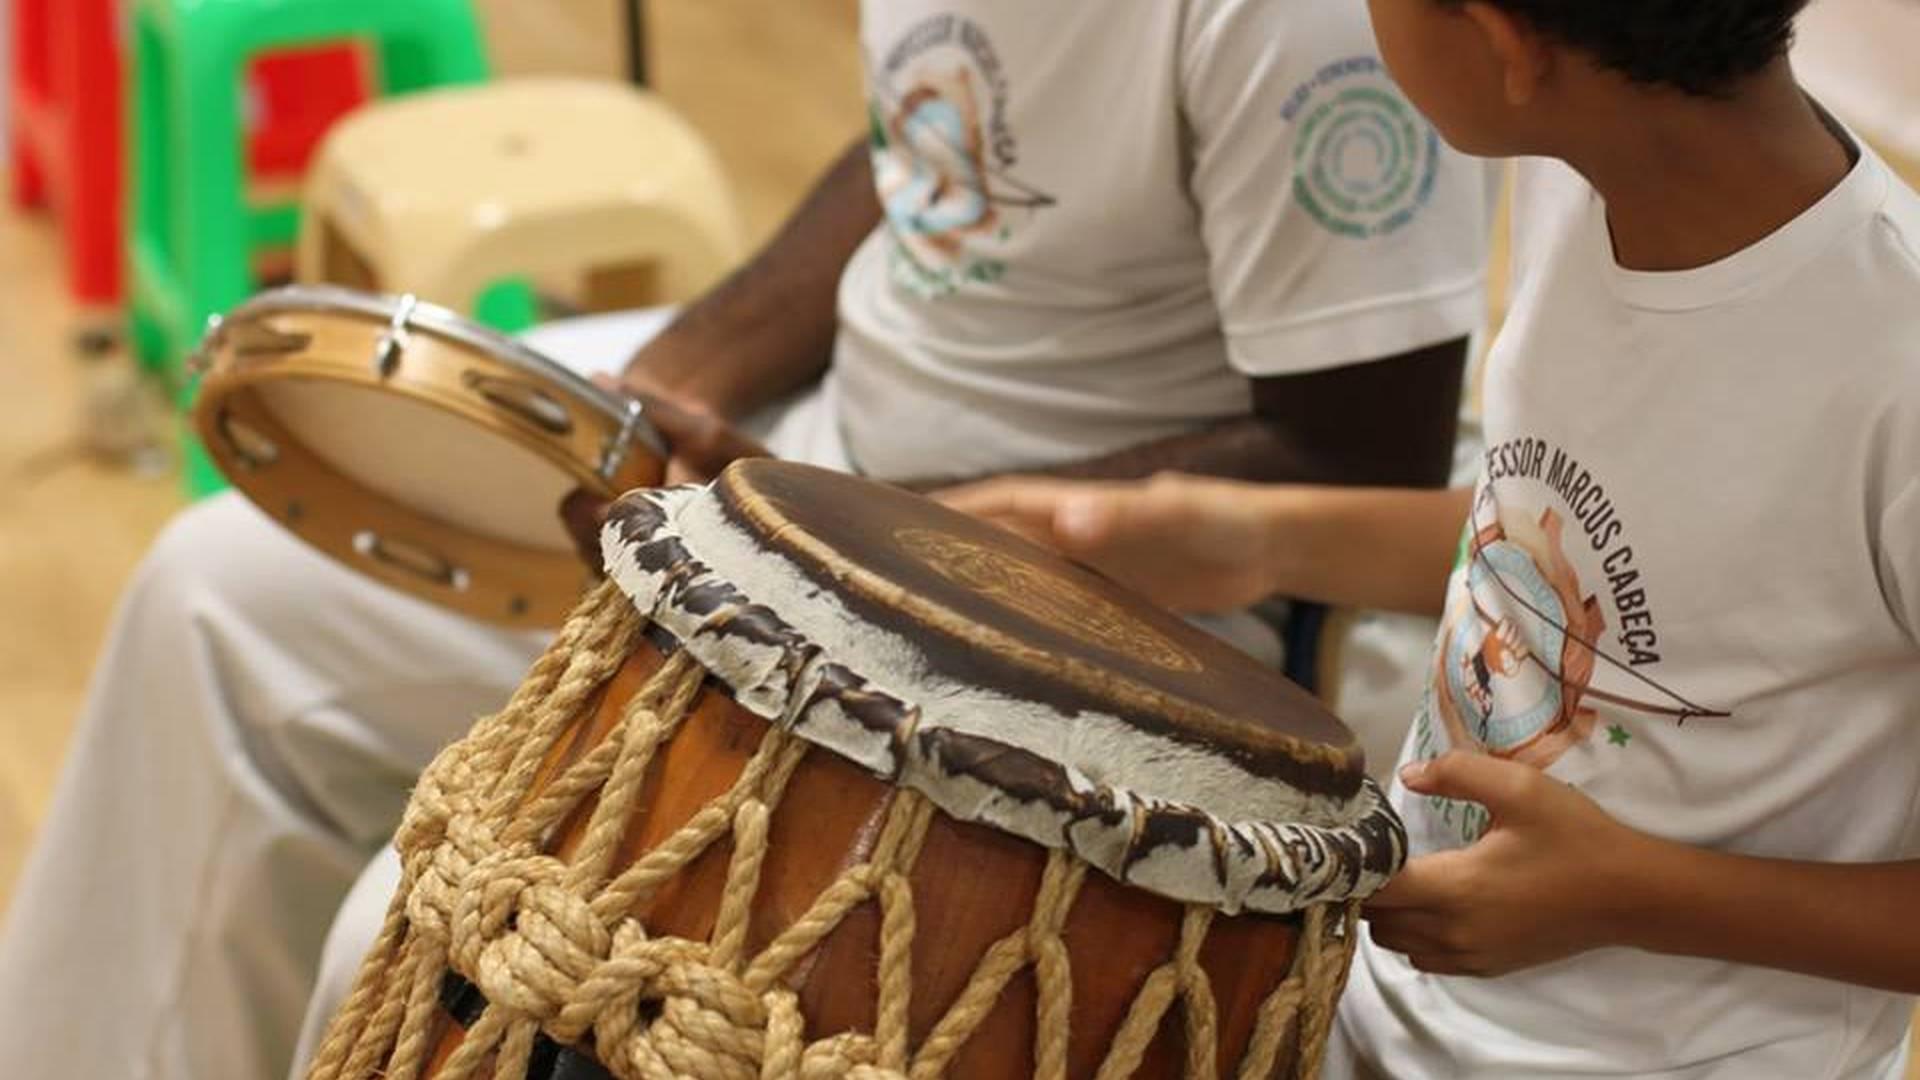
top-left (192, 285), bottom-right (665, 627)
top-left (254, 380), bottom-right (577, 552)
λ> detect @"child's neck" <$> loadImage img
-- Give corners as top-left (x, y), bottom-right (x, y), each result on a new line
top-left (1560, 62), bottom-right (1855, 273)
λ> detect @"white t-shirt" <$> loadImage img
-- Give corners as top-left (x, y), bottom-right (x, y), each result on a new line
top-left (829, 0), bottom-right (1493, 481)
top-left (1338, 146), bottom-right (1920, 1078)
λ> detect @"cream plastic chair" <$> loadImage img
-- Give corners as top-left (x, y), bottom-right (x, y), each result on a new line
top-left (297, 77), bottom-right (746, 320)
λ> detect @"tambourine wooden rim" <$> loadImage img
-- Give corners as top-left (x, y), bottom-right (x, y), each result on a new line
top-left (190, 285), bottom-right (666, 627)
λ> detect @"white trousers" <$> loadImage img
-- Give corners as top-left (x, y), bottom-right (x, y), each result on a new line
top-left (0, 490), bottom-right (553, 1079)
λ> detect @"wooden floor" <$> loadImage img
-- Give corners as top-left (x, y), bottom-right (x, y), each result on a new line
top-left (0, 3), bottom-right (1913, 1071)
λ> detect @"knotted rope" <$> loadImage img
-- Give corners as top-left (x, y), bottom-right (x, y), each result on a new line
top-left (307, 582), bottom-right (1358, 1080)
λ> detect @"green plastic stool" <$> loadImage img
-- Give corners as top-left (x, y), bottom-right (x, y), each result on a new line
top-left (128, 0), bottom-right (490, 497)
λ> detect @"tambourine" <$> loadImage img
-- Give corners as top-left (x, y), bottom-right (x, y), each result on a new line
top-left (190, 285), bottom-right (665, 627)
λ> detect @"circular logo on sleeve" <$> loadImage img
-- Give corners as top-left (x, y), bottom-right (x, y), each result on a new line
top-left (1285, 57), bottom-right (1440, 239)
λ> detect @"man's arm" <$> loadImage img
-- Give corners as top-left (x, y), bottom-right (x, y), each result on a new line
top-left (623, 137), bottom-right (879, 419)
top-left (934, 337), bottom-right (1473, 617)
top-left (901, 337), bottom-right (1468, 492)
top-left (1369, 752), bottom-right (1920, 994)
top-left (1045, 337), bottom-right (1469, 488)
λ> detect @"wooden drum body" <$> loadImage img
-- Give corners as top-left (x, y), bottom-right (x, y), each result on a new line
top-left (190, 285), bottom-right (665, 627)
top-left (310, 462), bottom-right (1405, 1080)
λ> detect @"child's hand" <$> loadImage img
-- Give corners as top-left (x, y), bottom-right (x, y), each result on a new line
top-left (1363, 751), bottom-right (1658, 977)
top-left (935, 472), bottom-right (1285, 613)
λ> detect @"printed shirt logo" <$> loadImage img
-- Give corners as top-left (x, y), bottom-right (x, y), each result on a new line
top-left (1282, 56), bottom-right (1439, 239)
top-left (1409, 437), bottom-right (1728, 842)
top-left (1437, 502), bottom-right (1603, 768)
top-left (868, 14), bottom-right (1055, 299)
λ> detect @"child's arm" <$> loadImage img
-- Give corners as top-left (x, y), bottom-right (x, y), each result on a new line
top-left (1367, 752), bottom-right (1920, 994)
top-left (937, 474), bottom-right (1471, 617)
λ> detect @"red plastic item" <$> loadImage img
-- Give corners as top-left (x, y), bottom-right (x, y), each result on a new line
top-left (7, 0), bottom-right (370, 305)
top-left (247, 47), bottom-right (372, 177)
top-left (9, 0), bottom-right (119, 304)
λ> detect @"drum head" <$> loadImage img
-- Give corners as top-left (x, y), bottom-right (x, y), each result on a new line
top-left (606, 461), bottom-right (1397, 917)
top-left (254, 379), bottom-right (574, 553)
top-left (717, 461), bottom-right (1361, 790)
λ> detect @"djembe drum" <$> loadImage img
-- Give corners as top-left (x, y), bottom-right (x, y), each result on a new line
top-left (308, 461), bottom-right (1404, 1080)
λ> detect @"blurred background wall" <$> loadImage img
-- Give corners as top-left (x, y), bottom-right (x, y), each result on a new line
top-left (1797, 0), bottom-right (1920, 161)
top-left (476, 0), bottom-right (629, 82)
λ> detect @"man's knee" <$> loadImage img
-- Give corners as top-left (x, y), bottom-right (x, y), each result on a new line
top-left (130, 492), bottom-right (347, 629)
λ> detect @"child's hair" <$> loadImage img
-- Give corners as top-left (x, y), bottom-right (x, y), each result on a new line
top-left (1446, 0), bottom-right (1809, 97)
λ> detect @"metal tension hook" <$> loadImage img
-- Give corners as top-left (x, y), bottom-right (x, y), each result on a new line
top-left (185, 313), bottom-right (226, 376)
top-left (598, 397), bottom-right (647, 483)
top-left (372, 294), bottom-right (420, 378)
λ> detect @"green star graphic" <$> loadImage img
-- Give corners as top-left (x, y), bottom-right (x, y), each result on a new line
top-left (1606, 724), bottom-right (1632, 747)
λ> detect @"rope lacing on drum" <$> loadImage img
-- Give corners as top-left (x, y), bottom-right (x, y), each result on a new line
top-left (305, 581), bottom-right (1359, 1080)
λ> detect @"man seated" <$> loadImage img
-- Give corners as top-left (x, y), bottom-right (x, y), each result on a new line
top-left (0, 3), bottom-right (1493, 1076)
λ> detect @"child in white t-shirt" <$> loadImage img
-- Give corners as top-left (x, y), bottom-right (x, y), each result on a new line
top-left (944, 0), bottom-right (1920, 1075)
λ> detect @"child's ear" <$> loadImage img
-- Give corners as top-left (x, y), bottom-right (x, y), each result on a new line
top-left (1461, 1), bottom-right (1552, 106)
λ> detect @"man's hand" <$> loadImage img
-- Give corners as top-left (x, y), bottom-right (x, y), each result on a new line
top-left (558, 380), bottom-right (774, 572)
top-left (615, 351), bottom-right (712, 417)
top-left (1363, 752), bottom-right (1658, 977)
top-left (589, 375), bottom-right (772, 486)
top-left (935, 472), bottom-right (1287, 614)
top-left (638, 391), bottom-right (772, 486)
top-left (559, 488), bottom-right (615, 573)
